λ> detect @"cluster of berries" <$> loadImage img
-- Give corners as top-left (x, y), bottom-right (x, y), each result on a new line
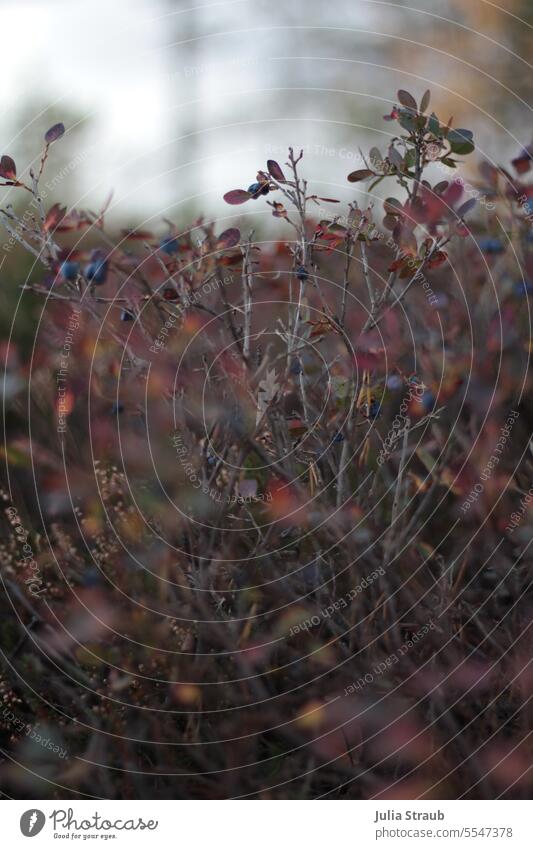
top-left (59, 250), bottom-right (108, 285)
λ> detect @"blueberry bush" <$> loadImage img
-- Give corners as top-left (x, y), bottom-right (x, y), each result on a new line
top-left (1, 90), bottom-right (532, 799)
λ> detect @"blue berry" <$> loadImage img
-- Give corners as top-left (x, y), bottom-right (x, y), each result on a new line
top-left (386, 375), bottom-right (403, 391)
top-left (247, 182), bottom-right (269, 198)
top-left (60, 260), bottom-right (79, 281)
top-left (514, 280), bottom-right (533, 297)
top-left (159, 235), bottom-right (179, 255)
top-left (478, 237), bottom-right (505, 254)
top-left (85, 259), bottom-right (108, 284)
top-left (82, 568), bottom-right (102, 587)
top-left (332, 431), bottom-right (344, 443)
top-left (289, 357), bottom-right (303, 376)
top-left (296, 266), bottom-right (308, 282)
top-left (111, 402), bottom-right (124, 415)
top-left (120, 309), bottom-right (134, 321)
top-left (368, 399), bottom-right (381, 419)
top-left (420, 390), bottom-right (435, 412)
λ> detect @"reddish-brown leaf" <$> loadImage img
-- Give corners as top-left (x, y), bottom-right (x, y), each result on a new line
top-left (511, 151), bottom-right (531, 175)
top-left (0, 155), bottom-right (16, 180)
top-left (267, 159), bottom-right (286, 181)
top-left (308, 319), bottom-right (336, 339)
top-left (383, 213), bottom-right (398, 230)
top-left (353, 350), bottom-right (383, 370)
top-left (163, 287), bottom-right (179, 301)
top-left (347, 168), bottom-right (374, 183)
top-left (388, 257), bottom-right (407, 273)
top-left (44, 203), bottom-right (67, 232)
top-left (219, 251), bottom-right (243, 266)
top-left (271, 202), bottom-right (288, 219)
top-left (223, 189), bottom-right (251, 205)
top-left (427, 250), bottom-right (448, 269)
top-left (443, 179), bottom-right (464, 208)
top-left (216, 227), bottom-right (241, 249)
top-left (121, 228), bottom-right (154, 240)
top-left (383, 197), bottom-right (404, 216)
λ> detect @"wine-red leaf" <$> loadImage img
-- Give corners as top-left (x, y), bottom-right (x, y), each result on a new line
top-left (223, 189), bottom-right (251, 205)
top-left (216, 227), bottom-right (241, 249)
top-left (511, 151), bottom-right (532, 175)
top-left (427, 250), bottom-right (448, 269)
top-left (0, 155), bottom-right (16, 180)
top-left (271, 202), bottom-right (287, 219)
top-left (44, 203), bottom-right (66, 233)
top-left (121, 228), bottom-right (154, 240)
top-left (443, 179), bottom-right (463, 208)
top-left (267, 159), bottom-right (286, 181)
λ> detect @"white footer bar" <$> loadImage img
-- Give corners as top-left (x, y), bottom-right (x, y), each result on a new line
top-left (3, 800), bottom-right (530, 847)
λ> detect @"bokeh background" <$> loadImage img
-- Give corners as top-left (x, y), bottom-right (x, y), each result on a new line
top-left (1, 0), bottom-right (531, 218)
top-left (2, 0), bottom-right (531, 342)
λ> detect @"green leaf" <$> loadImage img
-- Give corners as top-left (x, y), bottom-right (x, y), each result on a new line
top-left (368, 175), bottom-right (385, 193)
top-left (427, 113), bottom-right (440, 136)
top-left (369, 147), bottom-right (383, 169)
top-left (448, 129), bottom-right (475, 155)
top-left (397, 110), bottom-right (417, 133)
top-left (420, 89), bottom-right (431, 114)
top-left (403, 149), bottom-right (417, 169)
